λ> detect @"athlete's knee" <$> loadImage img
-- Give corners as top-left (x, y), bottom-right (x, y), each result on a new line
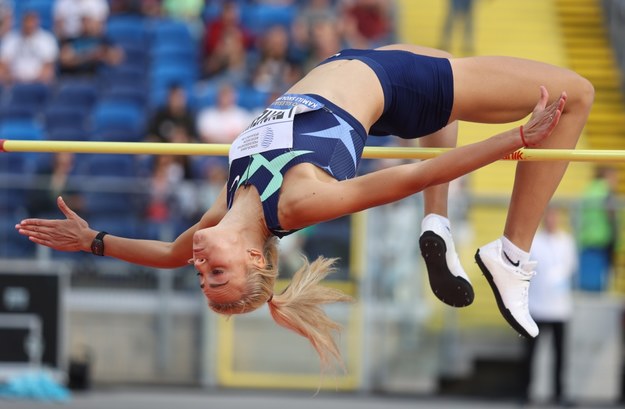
top-left (566, 73), bottom-right (595, 112)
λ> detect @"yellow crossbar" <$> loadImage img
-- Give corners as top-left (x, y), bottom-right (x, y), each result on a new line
top-left (2, 139), bottom-right (625, 162)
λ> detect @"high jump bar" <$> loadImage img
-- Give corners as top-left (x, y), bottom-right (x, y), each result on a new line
top-left (1, 139), bottom-right (625, 162)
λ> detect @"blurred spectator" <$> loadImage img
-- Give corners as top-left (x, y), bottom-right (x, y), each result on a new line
top-left (27, 152), bottom-right (84, 218)
top-left (54, 0), bottom-right (109, 41)
top-left (146, 84), bottom-right (197, 144)
top-left (306, 19), bottom-right (344, 68)
top-left (522, 206), bottom-right (577, 406)
top-left (577, 166), bottom-right (619, 291)
top-left (195, 157), bottom-right (229, 214)
top-left (146, 84), bottom-right (197, 179)
top-left (292, 0), bottom-right (341, 64)
top-left (58, 14), bottom-right (124, 77)
top-left (144, 155), bottom-right (184, 238)
top-left (251, 25), bottom-right (301, 93)
top-left (197, 83), bottom-right (250, 144)
top-left (0, 11), bottom-right (59, 84)
top-left (201, 1), bottom-right (253, 80)
top-left (202, 24), bottom-right (248, 82)
top-left (342, 0), bottom-right (393, 48)
top-left (439, 0), bottom-right (476, 55)
top-left (0, 0), bottom-right (13, 38)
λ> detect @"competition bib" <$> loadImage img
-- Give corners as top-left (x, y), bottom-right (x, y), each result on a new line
top-left (229, 94), bottom-right (324, 162)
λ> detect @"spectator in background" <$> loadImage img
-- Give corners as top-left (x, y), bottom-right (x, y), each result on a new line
top-left (522, 206), bottom-right (577, 406)
top-left (197, 82), bottom-right (250, 144)
top-left (54, 0), bottom-right (109, 41)
top-left (58, 13), bottom-right (124, 77)
top-left (306, 19), bottom-right (344, 69)
top-left (0, 11), bottom-right (59, 84)
top-left (146, 84), bottom-right (197, 179)
top-left (146, 84), bottom-right (197, 144)
top-left (251, 25), bottom-right (302, 93)
top-left (577, 166), bottom-right (619, 292)
top-left (201, 0), bottom-right (253, 81)
top-left (292, 0), bottom-right (339, 59)
top-left (27, 152), bottom-right (84, 218)
top-left (202, 24), bottom-right (248, 83)
top-left (439, 0), bottom-right (476, 55)
top-left (0, 0), bottom-right (13, 38)
top-left (342, 0), bottom-right (393, 48)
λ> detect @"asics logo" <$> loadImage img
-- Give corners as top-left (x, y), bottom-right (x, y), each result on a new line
top-left (503, 251), bottom-right (520, 267)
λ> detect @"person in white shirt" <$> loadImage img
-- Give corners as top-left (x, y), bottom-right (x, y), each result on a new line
top-left (54, 0), bottom-right (109, 40)
top-left (197, 83), bottom-right (251, 144)
top-left (0, 11), bottom-right (59, 84)
top-left (521, 206), bottom-right (578, 405)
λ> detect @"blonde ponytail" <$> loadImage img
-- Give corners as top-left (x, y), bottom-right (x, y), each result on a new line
top-left (208, 237), bottom-right (353, 370)
top-left (268, 256), bottom-right (353, 371)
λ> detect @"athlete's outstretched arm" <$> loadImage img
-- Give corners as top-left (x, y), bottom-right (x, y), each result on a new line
top-left (284, 87), bottom-right (565, 229)
top-left (16, 184), bottom-right (228, 268)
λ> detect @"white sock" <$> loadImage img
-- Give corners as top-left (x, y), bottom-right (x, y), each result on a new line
top-left (500, 236), bottom-right (530, 266)
top-left (421, 213), bottom-right (450, 233)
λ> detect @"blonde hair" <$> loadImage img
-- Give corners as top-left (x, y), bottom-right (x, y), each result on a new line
top-left (209, 236), bottom-right (353, 371)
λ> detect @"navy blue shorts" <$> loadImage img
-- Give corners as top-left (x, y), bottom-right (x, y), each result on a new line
top-left (319, 48), bottom-right (455, 139)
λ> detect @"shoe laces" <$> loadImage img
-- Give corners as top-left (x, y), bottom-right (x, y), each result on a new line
top-left (518, 263), bottom-right (536, 309)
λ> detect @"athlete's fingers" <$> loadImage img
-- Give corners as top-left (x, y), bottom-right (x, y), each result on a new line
top-left (57, 196), bottom-right (78, 219)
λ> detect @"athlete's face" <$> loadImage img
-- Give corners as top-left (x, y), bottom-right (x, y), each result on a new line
top-left (191, 227), bottom-right (249, 304)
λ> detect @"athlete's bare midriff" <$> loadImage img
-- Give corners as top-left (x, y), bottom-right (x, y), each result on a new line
top-left (287, 59), bottom-right (385, 132)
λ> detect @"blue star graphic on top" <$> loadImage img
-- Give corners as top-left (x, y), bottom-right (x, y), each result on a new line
top-left (301, 115), bottom-right (359, 169)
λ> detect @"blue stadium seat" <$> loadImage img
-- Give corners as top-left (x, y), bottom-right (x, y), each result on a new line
top-left (44, 106), bottom-right (88, 133)
top-left (82, 154), bottom-right (138, 178)
top-left (120, 44), bottom-right (149, 69)
top-left (7, 82), bottom-right (50, 112)
top-left (99, 65), bottom-right (146, 89)
top-left (54, 81), bottom-right (99, 111)
top-left (47, 127), bottom-right (88, 141)
top-left (15, 0), bottom-right (54, 30)
top-left (0, 119), bottom-right (45, 140)
top-left (150, 19), bottom-right (194, 46)
top-left (150, 43), bottom-right (198, 68)
top-left (91, 101), bottom-right (145, 134)
top-left (236, 87), bottom-right (270, 110)
top-left (0, 152), bottom-right (36, 217)
top-left (106, 15), bottom-right (150, 48)
top-left (100, 86), bottom-right (147, 110)
top-left (90, 129), bottom-right (144, 143)
top-left (0, 105), bottom-right (38, 122)
top-left (240, 4), bottom-right (297, 34)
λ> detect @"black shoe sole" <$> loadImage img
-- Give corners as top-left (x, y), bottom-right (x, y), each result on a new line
top-left (419, 231), bottom-right (474, 308)
top-left (474, 249), bottom-right (532, 338)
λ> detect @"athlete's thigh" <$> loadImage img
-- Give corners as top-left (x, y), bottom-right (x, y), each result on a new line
top-left (449, 55), bottom-right (583, 124)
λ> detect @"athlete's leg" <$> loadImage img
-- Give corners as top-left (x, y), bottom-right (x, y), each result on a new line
top-left (376, 45), bottom-right (457, 222)
top-left (374, 45), bottom-right (475, 307)
top-left (450, 55), bottom-right (594, 249)
top-left (450, 55), bottom-right (593, 337)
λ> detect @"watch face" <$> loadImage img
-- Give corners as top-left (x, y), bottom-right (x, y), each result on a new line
top-left (92, 240), bottom-right (104, 256)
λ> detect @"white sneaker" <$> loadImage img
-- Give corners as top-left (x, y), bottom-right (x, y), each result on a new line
top-left (420, 215), bottom-right (474, 307)
top-left (475, 239), bottom-right (539, 338)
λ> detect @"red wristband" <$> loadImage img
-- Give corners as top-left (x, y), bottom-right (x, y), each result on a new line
top-left (519, 125), bottom-right (529, 147)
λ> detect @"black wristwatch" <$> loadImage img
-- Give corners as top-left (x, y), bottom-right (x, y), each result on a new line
top-left (91, 231), bottom-right (108, 256)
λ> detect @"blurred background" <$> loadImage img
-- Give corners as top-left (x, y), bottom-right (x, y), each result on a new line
top-left (0, 0), bottom-right (624, 407)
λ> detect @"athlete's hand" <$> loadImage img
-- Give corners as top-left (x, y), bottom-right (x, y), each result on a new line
top-left (520, 86), bottom-right (567, 147)
top-left (15, 196), bottom-right (95, 252)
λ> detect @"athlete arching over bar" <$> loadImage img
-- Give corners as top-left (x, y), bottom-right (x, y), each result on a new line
top-left (16, 44), bottom-right (593, 370)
